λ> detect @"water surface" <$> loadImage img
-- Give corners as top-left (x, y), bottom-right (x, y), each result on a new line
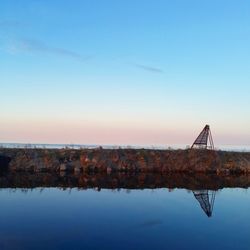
top-left (0, 187), bottom-right (249, 250)
top-left (1, 142), bottom-right (250, 152)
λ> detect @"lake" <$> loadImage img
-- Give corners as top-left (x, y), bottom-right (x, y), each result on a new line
top-left (0, 187), bottom-right (249, 250)
top-left (1, 142), bottom-right (250, 152)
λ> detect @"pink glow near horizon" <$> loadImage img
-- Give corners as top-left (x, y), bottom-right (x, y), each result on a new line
top-left (1, 119), bottom-right (249, 146)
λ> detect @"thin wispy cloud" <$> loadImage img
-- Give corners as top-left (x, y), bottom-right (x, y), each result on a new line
top-left (134, 63), bottom-right (164, 73)
top-left (9, 38), bottom-right (91, 61)
top-left (0, 20), bottom-right (22, 28)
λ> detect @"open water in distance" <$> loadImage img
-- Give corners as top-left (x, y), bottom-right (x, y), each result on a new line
top-left (1, 142), bottom-right (250, 152)
top-left (0, 188), bottom-right (249, 250)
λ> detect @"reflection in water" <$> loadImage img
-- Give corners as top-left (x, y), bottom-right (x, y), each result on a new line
top-left (0, 171), bottom-right (232, 219)
top-left (193, 190), bottom-right (216, 217)
top-left (0, 172), bottom-right (250, 190)
top-left (0, 187), bottom-right (248, 250)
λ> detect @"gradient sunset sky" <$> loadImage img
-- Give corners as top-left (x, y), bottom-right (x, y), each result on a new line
top-left (0, 0), bottom-right (249, 146)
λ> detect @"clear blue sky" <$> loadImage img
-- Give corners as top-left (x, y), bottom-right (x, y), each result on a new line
top-left (0, 0), bottom-right (249, 146)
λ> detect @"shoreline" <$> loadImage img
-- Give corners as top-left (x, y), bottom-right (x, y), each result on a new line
top-left (1, 147), bottom-right (250, 175)
top-left (1, 143), bottom-right (250, 152)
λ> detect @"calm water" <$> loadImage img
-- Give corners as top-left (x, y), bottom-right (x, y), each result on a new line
top-left (0, 188), bottom-right (250, 250)
top-left (1, 142), bottom-right (250, 152)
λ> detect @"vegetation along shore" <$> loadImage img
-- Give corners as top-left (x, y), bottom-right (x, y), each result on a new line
top-left (0, 147), bottom-right (250, 175)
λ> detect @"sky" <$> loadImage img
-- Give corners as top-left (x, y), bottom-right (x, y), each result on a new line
top-left (0, 0), bottom-right (250, 147)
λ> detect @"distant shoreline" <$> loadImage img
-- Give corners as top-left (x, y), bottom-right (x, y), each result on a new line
top-left (1, 143), bottom-right (250, 152)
